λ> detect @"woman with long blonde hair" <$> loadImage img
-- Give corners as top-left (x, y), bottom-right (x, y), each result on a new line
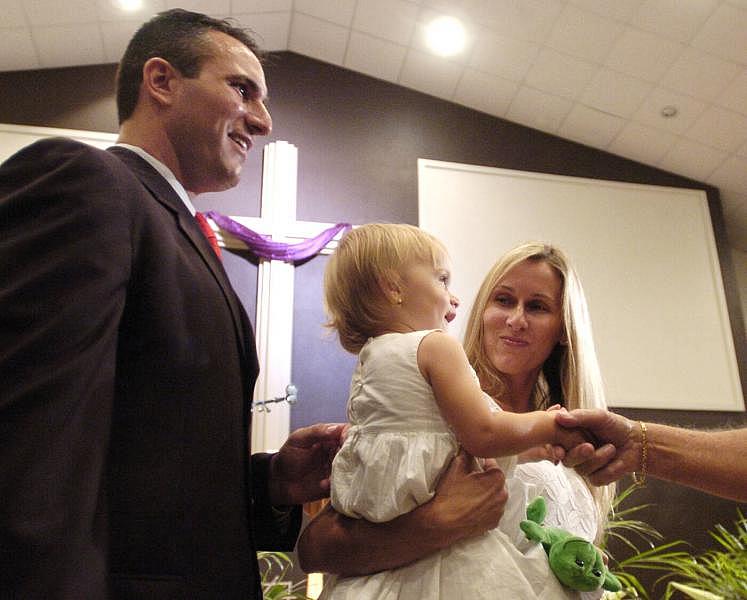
top-left (464, 241), bottom-right (614, 545)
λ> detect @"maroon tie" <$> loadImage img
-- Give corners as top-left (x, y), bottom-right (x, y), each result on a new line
top-left (194, 212), bottom-right (222, 260)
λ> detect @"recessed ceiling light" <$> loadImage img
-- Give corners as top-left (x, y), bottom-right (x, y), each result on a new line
top-left (424, 16), bottom-right (467, 57)
top-left (660, 105), bottom-right (678, 118)
top-left (116, 0), bottom-right (143, 11)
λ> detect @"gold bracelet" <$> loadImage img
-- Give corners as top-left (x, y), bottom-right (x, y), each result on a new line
top-left (632, 421), bottom-right (648, 486)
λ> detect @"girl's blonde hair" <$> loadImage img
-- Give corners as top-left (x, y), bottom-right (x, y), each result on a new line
top-left (324, 223), bottom-right (447, 354)
top-left (463, 241), bottom-right (614, 541)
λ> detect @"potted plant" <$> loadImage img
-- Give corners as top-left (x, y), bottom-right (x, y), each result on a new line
top-left (257, 551), bottom-right (312, 600)
top-left (601, 485), bottom-right (747, 600)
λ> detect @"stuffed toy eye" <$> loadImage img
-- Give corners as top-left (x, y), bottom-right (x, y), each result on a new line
top-left (593, 569), bottom-right (602, 577)
top-left (575, 559), bottom-right (584, 567)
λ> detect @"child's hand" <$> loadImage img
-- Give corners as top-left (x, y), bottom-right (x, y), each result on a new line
top-left (528, 405), bottom-right (568, 462)
top-left (555, 425), bottom-right (594, 452)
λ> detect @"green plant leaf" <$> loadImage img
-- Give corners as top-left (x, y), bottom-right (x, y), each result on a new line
top-left (668, 582), bottom-right (724, 599)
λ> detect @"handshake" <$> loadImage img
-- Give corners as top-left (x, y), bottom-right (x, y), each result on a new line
top-left (545, 408), bottom-right (644, 486)
top-left (548, 408), bottom-right (747, 504)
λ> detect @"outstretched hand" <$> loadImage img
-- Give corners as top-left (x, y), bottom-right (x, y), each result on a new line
top-left (556, 409), bottom-right (637, 486)
top-left (518, 405), bottom-right (567, 465)
top-left (268, 423), bottom-right (346, 506)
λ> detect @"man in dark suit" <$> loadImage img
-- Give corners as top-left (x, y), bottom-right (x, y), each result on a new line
top-left (0, 9), bottom-right (343, 598)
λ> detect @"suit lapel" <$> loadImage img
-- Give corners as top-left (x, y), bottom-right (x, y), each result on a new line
top-left (108, 146), bottom-right (250, 363)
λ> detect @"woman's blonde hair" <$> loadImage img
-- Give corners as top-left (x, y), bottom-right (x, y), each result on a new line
top-left (324, 223), bottom-right (447, 354)
top-left (463, 241), bottom-right (614, 540)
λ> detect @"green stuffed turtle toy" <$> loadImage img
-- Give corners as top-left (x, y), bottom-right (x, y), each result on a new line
top-left (520, 496), bottom-right (622, 593)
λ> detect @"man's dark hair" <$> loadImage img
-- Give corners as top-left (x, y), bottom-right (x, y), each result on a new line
top-left (115, 9), bottom-right (262, 124)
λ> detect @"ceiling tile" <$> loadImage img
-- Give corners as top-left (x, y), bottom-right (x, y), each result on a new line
top-left (524, 48), bottom-right (596, 100)
top-left (23, 0), bottom-right (98, 26)
top-left (658, 137), bottom-right (727, 181)
top-left (34, 23), bottom-right (106, 68)
top-left (343, 31), bottom-right (406, 83)
top-left (631, 0), bottom-right (719, 43)
top-left (685, 105), bottom-right (747, 153)
top-left (661, 46), bottom-right (741, 103)
top-left (580, 68), bottom-right (653, 118)
top-left (0, 29), bottom-right (40, 71)
top-left (451, 0), bottom-right (564, 44)
top-left (231, 0), bottom-right (292, 10)
top-left (546, 4), bottom-right (624, 63)
top-left (739, 138), bottom-right (747, 159)
top-left (716, 68), bottom-right (747, 118)
top-left (506, 85), bottom-right (573, 134)
top-left (604, 27), bottom-right (683, 83)
top-left (398, 48), bottom-right (463, 99)
top-left (352, 0), bottom-right (418, 46)
top-left (691, 3), bottom-right (747, 64)
top-left (294, 0), bottom-right (357, 27)
top-left (708, 155), bottom-right (747, 195)
top-left (453, 68), bottom-right (519, 117)
top-left (608, 121), bottom-right (678, 165)
top-left (165, 0), bottom-right (230, 14)
top-left (288, 12), bottom-right (348, 65)
top-left (467, 28), bottom-right (540, 83)
top-left (101, 20), bottom-right (142, 64)
top-left (233, 11), bottom-right (292, 51)
top-left (4, 0), bottom-right (30, 27)
top-left (567, 0), bottom-right (644, 23)
top-left (632, 86), bottom-right (706, 135)
top-left (558, 103), bottom-right (626, 149)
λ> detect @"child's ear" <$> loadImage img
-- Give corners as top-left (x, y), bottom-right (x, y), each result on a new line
top-left (378, 271), bottom-right (403, 305)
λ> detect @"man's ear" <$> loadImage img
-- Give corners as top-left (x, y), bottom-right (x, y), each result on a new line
top-left (141, 57), bottom-right (180, 108)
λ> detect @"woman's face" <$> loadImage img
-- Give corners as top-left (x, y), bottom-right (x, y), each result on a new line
top-left (481, 258), bottom-right (565, 382)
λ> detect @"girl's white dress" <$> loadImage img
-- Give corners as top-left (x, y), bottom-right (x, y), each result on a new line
top-left (320, 331), bottom-right (601, 600)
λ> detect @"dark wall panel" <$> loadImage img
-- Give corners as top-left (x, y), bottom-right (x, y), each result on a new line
top-left (290, 255), bottom-right (355, 429)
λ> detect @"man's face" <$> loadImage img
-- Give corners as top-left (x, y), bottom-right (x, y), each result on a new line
top-left (169, 30), bottom-right (272, 194)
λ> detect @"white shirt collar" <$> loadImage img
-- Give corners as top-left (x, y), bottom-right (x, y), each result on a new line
top-left (115, 143), bottom-right (197, 216)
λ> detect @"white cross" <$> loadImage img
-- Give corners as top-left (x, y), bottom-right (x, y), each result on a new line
top-left (210, 141), bottom-right (345, 453)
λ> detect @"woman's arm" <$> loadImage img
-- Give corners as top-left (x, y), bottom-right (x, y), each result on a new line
top-left (420, 332), bottom-right (587, 457)
top-left (297, 451), bottom-right (507, 575)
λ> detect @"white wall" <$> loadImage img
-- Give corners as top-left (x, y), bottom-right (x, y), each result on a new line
top-left (0, 123), bottom-right (116, 159)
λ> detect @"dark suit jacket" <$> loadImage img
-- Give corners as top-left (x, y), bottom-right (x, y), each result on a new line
top-left (0, 139), bottom-right (300, 598)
